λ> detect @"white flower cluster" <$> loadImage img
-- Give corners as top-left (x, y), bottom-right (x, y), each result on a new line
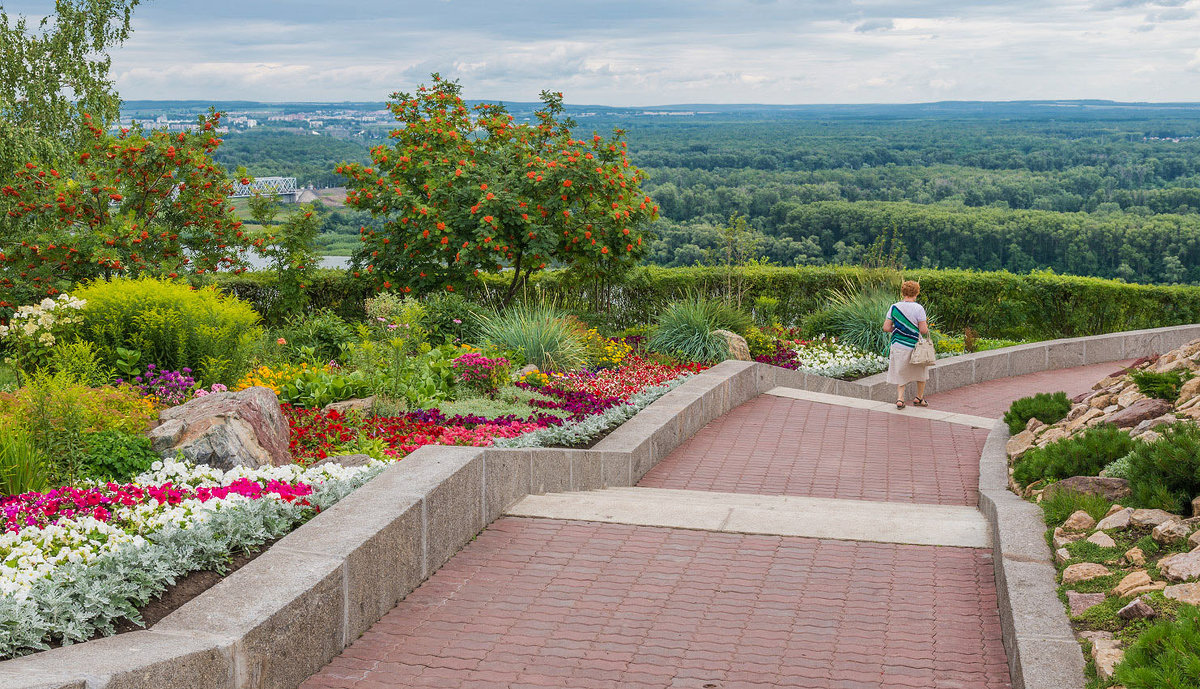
top-left (1, 459), bottom-right (381, 601)
top-left (0, 293), bottom-right (86, 346)
top-left (792, 340), bottom-right (889, 379)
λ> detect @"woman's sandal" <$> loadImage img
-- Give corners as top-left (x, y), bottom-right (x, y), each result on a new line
top-left (896, 399), bottom-right (906, 409)
top-left (912, 397), bottom-right (929, 407)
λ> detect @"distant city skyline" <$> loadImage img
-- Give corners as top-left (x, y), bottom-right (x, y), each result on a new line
top-left (8, 0), bottom-right (1200, 105)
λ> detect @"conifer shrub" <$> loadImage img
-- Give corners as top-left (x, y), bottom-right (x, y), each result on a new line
top-left (1131, 369), bottom-right (1193, 401)
top-left (1004, 391), bottom-right (1072, 434)
top-left (1113, 607), bottom-right (1200, 688)
top-left (1012, 425), bottom-right (1134, 487)
top-left (1126, 423), bottom-right (1200, 514)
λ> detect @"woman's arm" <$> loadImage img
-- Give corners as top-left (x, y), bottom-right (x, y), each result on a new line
top-left (883, 318), bottom-right (894, 333)
top-left (918, 320), bottom-right (929, 335)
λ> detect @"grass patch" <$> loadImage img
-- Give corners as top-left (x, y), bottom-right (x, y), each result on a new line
top-left (1042, 490), bottom-right (1116, 527)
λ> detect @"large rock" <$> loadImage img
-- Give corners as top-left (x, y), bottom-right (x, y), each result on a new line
top-left (1007, 429), bottom-right (1036, 458)
top-left (1045, 476), bottom-right (1132, 503)
top-left (1097, 507), bottom-right (1134, 531)
top-left (323, 396), bottom-right (376, 416)
top-left (1131, 509), bottom-right (1179, 528)
top-left (1087, 633), bottom-right (1124, 681)
top-left (1063, 562), bottom-right (1112, 584)
top-left (1178, 376), bottom-right (1200, 406)
top-left (1062, 510), bottom-right (1097, 532)
top-left (311, 453), bottom-right (373, 469)
top-left (149, 386), bottom-right (292, 471)
top-left (1067, 591), bottom-right (1107, 617)
top-left (712, 330), bottom-right (751, 361)
top-left (1113, 571), bottom-right (1152, 597)
top-left (1153, 519), bottom-right (1194, 545)
top-left (1088, 532), bottom-right (1117, 548)
top-left (1164, 582), bottom-right (1200, 605)
top-left (1160, 551), bottom-right (1200, 582)
top-left (1117, 598), bottom-right (1156, 620)
top-left (1106, 398), bottom-right (1174, 429)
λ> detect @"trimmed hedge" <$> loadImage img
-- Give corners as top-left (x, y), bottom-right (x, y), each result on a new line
top-left (206, 265), bottom-right (1200, 339)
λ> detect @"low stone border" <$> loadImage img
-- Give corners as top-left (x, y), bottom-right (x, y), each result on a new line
top-left (978, 420), bottom-right (1086, 689)
top-left (10, 323), bottom-right (1200, 688)
top-left (794, 323), bottom-right (1200, 403)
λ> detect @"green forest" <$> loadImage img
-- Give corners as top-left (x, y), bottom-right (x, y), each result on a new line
top-left (215, 107), bottom-right (1200, 284)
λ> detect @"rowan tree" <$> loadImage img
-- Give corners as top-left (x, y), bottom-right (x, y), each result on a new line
top-left (338, 74), bottom-right (658, 304)
top-left (0, 111), bottom-right (254, 309)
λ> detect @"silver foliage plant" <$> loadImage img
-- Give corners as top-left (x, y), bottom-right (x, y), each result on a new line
top-left (0, 465), bottom-right (384, 659)
top-left (494, 375), bottom-right (690, 449)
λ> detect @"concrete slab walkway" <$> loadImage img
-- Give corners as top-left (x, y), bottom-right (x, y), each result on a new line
top-left (302, 362), bottom-right (1115, 689)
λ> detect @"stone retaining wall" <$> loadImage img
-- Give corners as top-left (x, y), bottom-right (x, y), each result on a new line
top-left (9, 323), bottom-right (1199, 688)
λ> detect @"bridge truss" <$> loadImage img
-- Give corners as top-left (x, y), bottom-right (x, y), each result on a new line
top-left (230, 177), bottom-right (298, 198)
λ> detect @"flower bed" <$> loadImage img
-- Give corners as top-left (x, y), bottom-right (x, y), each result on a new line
top-left (755, 337), bottom-right (888, 379)
top-left (0, 459), bottom-right (381, 658)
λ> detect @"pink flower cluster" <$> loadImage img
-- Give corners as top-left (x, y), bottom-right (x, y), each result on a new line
top-left (451, 352), bottom-right (509, 386)
top-left (382, 420), bottom-right (546, 456)
top-left (1, 479), bottom-right (315, 532)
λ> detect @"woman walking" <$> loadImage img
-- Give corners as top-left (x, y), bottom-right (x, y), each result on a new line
top-left (882, 280), bottom-right (931, 409)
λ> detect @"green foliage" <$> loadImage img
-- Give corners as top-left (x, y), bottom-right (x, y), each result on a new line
top-left (73, 277), bottom-right (262, 385)
top-left (83, 430), bottom-right (157, 482)
top-left (47, 340), bottom-right (112, 387)
top-left (248, 197), bottom-right (321, 318)
top-left (1113, 607), bottom-right (1200, 688)
top-left (823, 281), bottom-right (910, 355)
top-left (1131, 369), bottom-right (1193, 401)
top-left (277, 368), bottom-right (371, 409)
top-left (478, 304), bottom-right (588, 372)
top-left (1103, 453), bottom-right (1135, 480)
top-left (1013, 425), bottom-right (1135, 487)
top-left (743, 326), bottom-right (775, 359)
top-left (0, 427), bottom-right (50, 496)
top-left (344, 342), bottom-right (457, 409)
top-left (648, 298), bottom-right (752, 363)
top-left (422, 292), bottom-right (483, 345)
top-left (1040, 490), bottom-right (1115, 527)
top-left (1126, 424), bottom-right (1200, 515)
top-left (1005, 391), bottom-right (1072, 434)
top-left (278, 309), bottom-right (354, 363)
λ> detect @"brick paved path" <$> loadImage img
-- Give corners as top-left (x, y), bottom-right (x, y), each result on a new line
top-left (639, 395), bottom-right (988, 506)
top-left (302, 362), bottom-right (1115, 689)
top-left (930, 359), bottom-right (1134, 418)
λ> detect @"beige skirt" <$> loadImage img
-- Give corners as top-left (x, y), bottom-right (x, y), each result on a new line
top-left (886, 343), bottom-right (930, 385)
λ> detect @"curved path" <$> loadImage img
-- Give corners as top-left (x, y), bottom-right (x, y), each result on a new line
top-left (301, 361), bottom-right (1128, 689)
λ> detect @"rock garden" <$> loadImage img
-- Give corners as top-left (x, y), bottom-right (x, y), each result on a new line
top-left (1006, 338), bottom-right (1200, 688)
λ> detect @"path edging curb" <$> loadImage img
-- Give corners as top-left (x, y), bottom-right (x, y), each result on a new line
top-left (978, 420), bottom-right (1086, 689)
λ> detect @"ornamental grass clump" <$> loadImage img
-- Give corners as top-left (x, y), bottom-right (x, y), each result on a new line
top-left (1004, 391), bottom-right (1071, 434)
top-left (649, 298), bottom-right (752, 363)
top-left (1012, 424), bottom-right (1134, 487)
top-left (819, 283), bottom-right (902, 355)
top-left (477, 304), bottom-right (587, 372)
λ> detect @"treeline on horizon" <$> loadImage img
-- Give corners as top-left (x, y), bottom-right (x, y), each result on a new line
top-left (215, 112), bottom-right (1200, 285)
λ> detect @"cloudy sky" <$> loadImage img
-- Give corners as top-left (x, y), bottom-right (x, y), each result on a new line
top-left (11, 0), bottom-right (1200, 104)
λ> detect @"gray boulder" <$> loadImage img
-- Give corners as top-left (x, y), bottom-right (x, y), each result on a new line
top-left (1043, 476), bottom-right (1131, 502)
top-left (149, 386), bottom-right (292, 470)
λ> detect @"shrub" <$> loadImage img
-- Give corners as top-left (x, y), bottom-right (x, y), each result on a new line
top-left (578, 327), bottom-right (632, 368)
top-left (83, 430), bottom-right (159, 482)
top-left (1113, 606), bottom-right (1200, 688)
top-left (1004, 391), bottom-right (1071, 434)
top-left (276, 368), bottom-right (372, 409)
top-left (1131, 369), bottom-right (1193, 401)
top-left (47, 340), bottom-right (112, 387)
top-left (277, 308), bottom-right (355, 363)
top-left (422, 292), bottom-right (483, 345)
top-left (649, 298), bottom-right (753, 363)
top-left (1012, 425), bottom-right (1135, 487)
top-left (1126, 423), bottom-right (1200, 514)
top-left (1039, 489), bottom-right (1115, 527)
top-left (744, 327), bottom-right (776, 359)
top-left (0, 294), bottom-right (88, 376)
top-left (478, 305), bottom-right (588, 372)
top-left (0, 428), bottom-right (50, 496)
top-left (72, 277), bottom-right (261, 385)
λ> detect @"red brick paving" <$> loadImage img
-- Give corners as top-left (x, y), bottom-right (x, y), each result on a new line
top-left (639, 395), bottom-right (988, 506)
top-left (929, 359), bottom-right (1136, 418)
top-left (301, 518), bottom-right (1011, 689)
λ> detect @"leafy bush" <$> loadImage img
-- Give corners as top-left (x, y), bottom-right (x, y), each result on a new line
top-left (1113, 607), bottom-right (1200, 688)
top-left (744, 327), bottom-right (776, 359)
top-left (820, 283), bottom-right (901, 355)
top-left (1126, 423), bottom-right (1200, 514)
top-left (73, 277), bottom-right (262, 385)
top-left (478, 304), bottom-right (588, 372)
top-left (1004, 391), bottom-right (1072, 434)
top-left (277, 368), bottom-right (372, 409)
top-left (1039, 489), bottom-right (1115, 527)
top-left (649, 298), bottom-right (753, 363)
top-left (83, 431), bottom-right (158, 482)
top-left (1012, 425), bottom-right (1135, 487)
top-left (48, 340), bottom-right (112, 387)
top-left (0, 428), bottom-right (50, 496)
top-left (277, 308), bottom-right (354, 363)
top-left (344, 342), bottom-right (457, 409)
top-left (422, 292), bottom-right (483, 345)
top-left (1131, 369), bottom-right (1193, 401)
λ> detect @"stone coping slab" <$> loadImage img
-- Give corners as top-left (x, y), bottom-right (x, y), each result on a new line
top-left (8, 323), bottom-right (1199, 688)
top-left (765, 385), bottom-right (995, 427)
top-left (978, 420), bottom-right (1086, 689)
